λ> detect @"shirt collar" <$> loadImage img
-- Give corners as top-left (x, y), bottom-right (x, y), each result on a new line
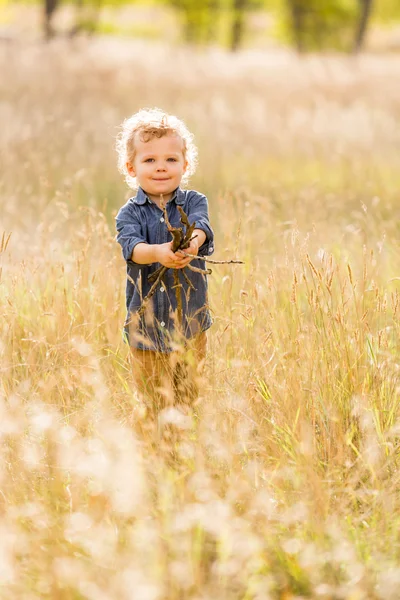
top-left (133, 187), bottom-right (185, 206)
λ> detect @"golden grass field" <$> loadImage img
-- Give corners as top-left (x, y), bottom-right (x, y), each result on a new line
top-left (2, 37), bottom-right (400, 599)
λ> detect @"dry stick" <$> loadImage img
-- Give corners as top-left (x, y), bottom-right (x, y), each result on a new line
top-left (177, 206), bottom-right (196, 247)
top-left (181, 268), bottom-right (194, 305)
top-left (177, 205), bottom-right (191, 229)
top-left (138, 201), bottom-right (243, 319)
top-left (147, 244), bottom-right (192, 284)
top-left (147, 204), bottom-right (190, 284)
top-left (163, 203), bottom-right (183, 250)
top-left (137, 268), bottom-right (166, 316)
top-left (187, 264), bottom-right (212, 276)
top-left (139, 202), bottom-right (192, 314)
top-left (148, 234), bottom-right (199, 284)
top-left (173, 269), bottom-right (183, 325)
top-left (148, 214), bottom-right (198, 286)
top-left (164, 203), bottom-right (186, 327)
top-left (179, 251), bottom-right (244, 265)
top-left (148, 265), bottom-right (164, 284)
top-left (181, 268), bottom-right (196, 291)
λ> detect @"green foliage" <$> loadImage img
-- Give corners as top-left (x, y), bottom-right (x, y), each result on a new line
top-left (374, 0), bottom-right (400, 22)
top-left (97, 19), bottom-right (162, 38)
top-left (269, 0), bottom-right (360, 51)
top-left (162, 0), bottom-right (264, 46)
top-left (161, 0), bottom-right (369, 51)
top-left (165, 0), bottom-right (222, 44)
top-left (6, 0), bottom-right (399, 51)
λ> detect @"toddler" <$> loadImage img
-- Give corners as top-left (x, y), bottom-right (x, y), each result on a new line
top-left (115, 108), bottom-right (214, 413)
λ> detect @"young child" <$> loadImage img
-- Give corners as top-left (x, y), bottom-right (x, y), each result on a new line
top-left (115, 108), bottom-right (214, 413)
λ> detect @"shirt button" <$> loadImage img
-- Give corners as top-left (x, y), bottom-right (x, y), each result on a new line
top-left (160, 217), bottom-right (164, 223)
top-left (160, 287), bottom-right (165, 292)
top-left (209, 246), bottom-right (214, 254)
top-left (160, 321), bottom-right (165, 327)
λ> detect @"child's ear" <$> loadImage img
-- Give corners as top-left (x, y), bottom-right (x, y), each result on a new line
top-left (183, 159), bottom-right (188, 173)
top-left (126, 161), bottom-right (135, 177)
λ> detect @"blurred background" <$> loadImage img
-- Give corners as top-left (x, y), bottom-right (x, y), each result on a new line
top-left (1, 0), bottom-right (400, 52)
top-left (3, 2), bottom-right (400, 599)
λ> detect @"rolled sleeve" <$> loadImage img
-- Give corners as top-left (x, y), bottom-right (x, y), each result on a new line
top-left (115, 205), bottom-right (147, 263)
top-left (187, 193), bottom-right (215, 256)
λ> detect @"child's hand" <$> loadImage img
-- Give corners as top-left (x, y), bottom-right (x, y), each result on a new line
top-left (176, 237), bottom-right (199, 266)
top-left (156, 242), bottom-right (190, 269)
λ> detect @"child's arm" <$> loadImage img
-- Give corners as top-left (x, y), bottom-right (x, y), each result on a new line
top-left (116, 204), bottom-right (187, 268)
top-left (133, 241), bottom-right (191, 269)
top-left (115, 204), bottom-right (148, 264)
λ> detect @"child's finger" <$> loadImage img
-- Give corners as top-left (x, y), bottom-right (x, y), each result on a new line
top-left (173, 257), bottom-right (190, 269)
top-left (177, 251), bottom-right (193, 261)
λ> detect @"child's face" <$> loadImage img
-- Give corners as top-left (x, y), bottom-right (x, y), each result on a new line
top-left (127, 133), bottom-right (188, 203)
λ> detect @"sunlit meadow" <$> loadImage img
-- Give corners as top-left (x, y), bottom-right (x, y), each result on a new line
top-left (2, 38), bottom-right (400, 599)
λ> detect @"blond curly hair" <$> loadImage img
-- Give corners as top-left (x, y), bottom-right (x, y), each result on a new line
top-left (116, 107), bottom-right (198, 190)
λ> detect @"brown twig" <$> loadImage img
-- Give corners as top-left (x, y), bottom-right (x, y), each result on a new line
top-left (178, 205), bottom-right (196, 248)
top-left (181, 268), bottom-right (195, 304)
top-left (137, 267), bottom-right (166, 316)
top-left (173, 269), bottom-right (183, 325)
top-left (187, 264), bottom-right (212, 276)
top-left (177, 205), bottom-right (191, 230)
top-left (148, 265), bottom-right (164, 284)
top-left (148, 234), bottom-right (199, 284)
top-left (179, 251), bottom-right (244, 265)
top-left (181, 268), bottom-right (196, 291)
top-left (162, 199), bottom-right (183, 251)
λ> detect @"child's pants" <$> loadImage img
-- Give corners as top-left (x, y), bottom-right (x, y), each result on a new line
top-left (130, 332), bottom-right (207, 413)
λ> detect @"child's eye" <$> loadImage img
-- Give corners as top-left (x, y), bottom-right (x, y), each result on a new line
top-left (167, 158), bottom-right (177, 162)
top-left (144, 158), bottom-right (155, 163)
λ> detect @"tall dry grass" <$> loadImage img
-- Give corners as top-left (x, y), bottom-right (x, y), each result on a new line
top-left (2, 38), bottom-right (400, 598)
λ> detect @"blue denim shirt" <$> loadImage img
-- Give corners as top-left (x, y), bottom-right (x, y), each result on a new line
top-left (115, 187), bottom-right (214, 352)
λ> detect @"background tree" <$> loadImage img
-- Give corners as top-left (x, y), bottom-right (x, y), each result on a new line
top-left (44, 0), bottom-right (59, 39)
top-left (231, 0), bottom-right (248, 51)
top-left (283, 0), bottom-right (363, 52)
top-left (42, 0), bottom-right (106, 38)
top-left (286, 0), bottom-right (306, 52)
top-left (353, 0), bottom-right (374, 52)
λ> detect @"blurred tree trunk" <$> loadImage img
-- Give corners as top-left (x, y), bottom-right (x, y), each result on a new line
top-left (286, 0), bottom-right (307, 53)
top-left (353, 0), bottom-right (373, 52)
top-left (230, 0), bottom-right (248, 52)
top-left (172, 0), bottom-right (197, 43)
top-left (44, 0), bottom-right (59, 39)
